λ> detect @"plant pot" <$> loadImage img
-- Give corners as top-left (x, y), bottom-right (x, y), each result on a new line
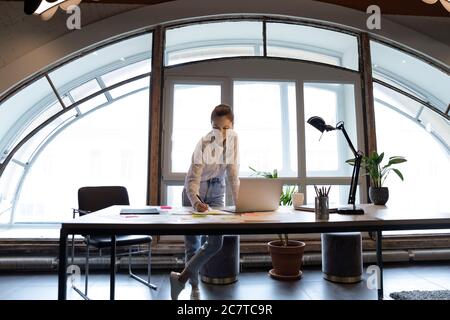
top-left (369, 187), bottom-right (389, 205)
top-left (267, 240), bottom-right (305, 280)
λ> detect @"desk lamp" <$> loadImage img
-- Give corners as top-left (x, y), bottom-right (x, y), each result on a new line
top-left (307, 116), bottom-right (364, 215)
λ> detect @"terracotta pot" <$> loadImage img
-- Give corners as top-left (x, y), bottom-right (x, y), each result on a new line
top-left (369, 187), bottom-right (389, 205)
top-left (267, 240), bottom-right (306, 279)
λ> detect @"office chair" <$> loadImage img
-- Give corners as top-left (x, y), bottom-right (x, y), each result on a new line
top-left (71, 186), bottom-right (157, 300)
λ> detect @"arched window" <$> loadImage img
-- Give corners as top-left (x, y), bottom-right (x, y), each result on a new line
top-left (374, 83), bottom-right (449, 213)
top-left (0, 33), bottom-right (152, 223)
top-left (371, 40), bottom-right (449, 215)
top-left (0, 16), bottom-right (448, 228)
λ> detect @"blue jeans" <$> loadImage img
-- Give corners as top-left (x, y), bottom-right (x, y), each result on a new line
top-left (184, 177), bottom-right (225, 286)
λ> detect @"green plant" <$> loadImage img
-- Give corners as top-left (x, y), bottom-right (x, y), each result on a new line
top-left (278, 234), bottom-right (289, 246)
top-left (249, 166), bottom-right (297, 246)
top-left (248, 166), bottom-right (278, 179)
top-left (280, 186), bottom-right (296, 206)
top-left (346, 151), bottom-right (407, 188)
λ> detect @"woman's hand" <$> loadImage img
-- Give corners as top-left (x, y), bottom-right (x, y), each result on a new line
top-left (194, 201), bottom-right (209, 212)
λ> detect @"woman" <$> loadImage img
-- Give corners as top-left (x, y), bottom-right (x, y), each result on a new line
top-left (170, 104), bottom-right (240, 300)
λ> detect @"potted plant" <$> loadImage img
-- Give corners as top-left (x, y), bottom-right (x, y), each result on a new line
top-left (346, 151), bottom-right (407, 205)
top-left (267, 235), bottom-right (306, 280)
top-left (249, 166), bottom-right (306, 280)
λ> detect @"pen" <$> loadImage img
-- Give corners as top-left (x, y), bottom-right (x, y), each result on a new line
top-left (196, 194), bottom-right (205, 204)
top-left (196, 194), bottom-right (210, 211)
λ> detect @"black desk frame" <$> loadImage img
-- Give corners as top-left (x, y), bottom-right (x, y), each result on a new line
top-left (58, 220), bottom-right (450, 301)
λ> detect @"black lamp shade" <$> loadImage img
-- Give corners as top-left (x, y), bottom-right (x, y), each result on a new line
top-left (307, 116), bottom-right (335, 132)
top-left (24, 0), bottom-right (60, 15)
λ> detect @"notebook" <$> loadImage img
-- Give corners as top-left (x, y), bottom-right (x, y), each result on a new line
top-left (120, 208), bottom-right (160, 215)
top-left (294, 204), bottom-right (338, 213)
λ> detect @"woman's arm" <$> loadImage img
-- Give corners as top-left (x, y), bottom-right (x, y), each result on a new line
top-left (185, 138), bottom-right (206, 208)
top-left (185, 163), bottom-right (205, 208)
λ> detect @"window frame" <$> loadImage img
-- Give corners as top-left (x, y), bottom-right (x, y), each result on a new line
top-left (161, 58), bottom-right (367, 212)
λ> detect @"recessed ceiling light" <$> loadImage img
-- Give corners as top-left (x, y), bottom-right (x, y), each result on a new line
top-left (422, 0), bottom-right (450, 13)
top-left (24, 0), bottom-right (83, 21)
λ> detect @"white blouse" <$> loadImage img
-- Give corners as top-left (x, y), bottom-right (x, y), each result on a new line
top-left (184, 130), bottom-right (240, 207)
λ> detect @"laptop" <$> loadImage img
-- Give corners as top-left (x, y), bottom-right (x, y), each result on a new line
top-left (221, 178), bottom-right (283, 213)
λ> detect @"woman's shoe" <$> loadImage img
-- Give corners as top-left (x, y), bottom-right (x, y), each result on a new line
top-left (170, 272), bottom-right (185, 300)
top-left (190, 285), bottom-right (201, 300)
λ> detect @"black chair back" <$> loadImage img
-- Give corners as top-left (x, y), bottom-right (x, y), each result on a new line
top-left (78, 186), bottom-right (130, 215)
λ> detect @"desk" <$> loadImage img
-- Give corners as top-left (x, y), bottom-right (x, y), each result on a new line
top-left (58, 204), bottom-right (450, 300)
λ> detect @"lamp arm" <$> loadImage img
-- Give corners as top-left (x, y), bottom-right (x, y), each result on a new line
top-left (335, 122), bottom-right (361, 207)
top-left (336, 123), bottom-right (358, 157)
top-left (348, 154), bottom-right (362, 206)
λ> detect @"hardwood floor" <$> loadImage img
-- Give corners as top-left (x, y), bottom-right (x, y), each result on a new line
top-left (0, 262), bottom-right (449, 300)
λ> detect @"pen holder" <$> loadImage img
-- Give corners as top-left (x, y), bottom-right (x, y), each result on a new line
top-left (315, 196), bottom-right (329, 220)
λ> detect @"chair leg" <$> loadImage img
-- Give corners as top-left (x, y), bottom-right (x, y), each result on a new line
top-left (128, 244), bottom-right (157, 290)
top-left (71, 239), bottom-right (89, 300)
top-left (85, 241), bottom-right (90, 296)
top-left (128, 246), bottom-right (133, 275)
top-left (147, 244), bottom-right (152, 285)
top-left (70, 235), bottom-right (75, 265)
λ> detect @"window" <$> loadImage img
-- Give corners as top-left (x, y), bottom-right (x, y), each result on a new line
top-left (0, 32), bottom-right (153, 224)
top-left (306, 185), bottom-right (359, 205)
top-left (70, 79), bottom-right (108, 114)
top-left (371, 40), bottom-right (449, 113)
top-left (48, 33), bottom-right (152, 101)
top-left (0, 163), bottom-right (24, 223)
top-left (266, 23), bottom-right (359, 71)
top-left (166, 185), bottom-right (184, 207)
top-left (12, 109), bottom-right (77, 164)
top-left (374, 85), bottom-right (449, 213)
top-left (304, 83), bottom-right (358, 177)
top-left (169, 83), bottom-right (222, 173)
top-left (165, 21), bottom-right (263, 66)
top-left (233, 81), bottom-right (297, 177)
top-left (373, 82), bottom-right (422, 118)
top-left (0, 78), bottom-right (61, 164)
top-left (102, 60), bottom-right (151, 99)
top-left (14, 89), bottom-right (150, 223)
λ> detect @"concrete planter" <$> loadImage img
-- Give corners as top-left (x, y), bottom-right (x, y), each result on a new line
top-left (369, 187), bottom-right (389, 205)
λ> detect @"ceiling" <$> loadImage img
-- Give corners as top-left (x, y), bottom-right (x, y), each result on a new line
top-left (315, 0), bottom-right (450, 16)
top-left (4, 0), bottom-right (450, 16)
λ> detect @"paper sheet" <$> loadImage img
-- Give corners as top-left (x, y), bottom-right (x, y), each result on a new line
top-left (189, 209), bottom-right (232, 215)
